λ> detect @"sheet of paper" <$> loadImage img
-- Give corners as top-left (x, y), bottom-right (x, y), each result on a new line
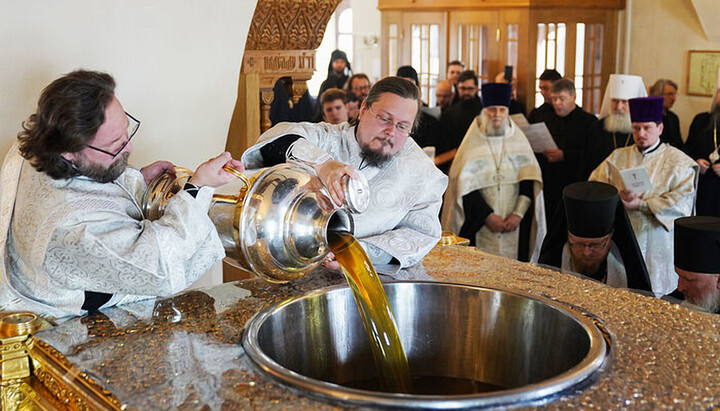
top-left (606, 162), bottom-right (625, 189)
top-left (619, 166), bottom-right (652, 193)
top-left (510, 113), bottom-right (530, 126)
top-left (518, 122), bottom-right (558, 152)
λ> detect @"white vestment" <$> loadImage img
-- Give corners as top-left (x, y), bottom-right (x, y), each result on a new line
top-left (242, 122), bottom-right (448, 270)
top-left (0, 144), bottom-right (224, 318)
top-left (441, 117), bottom-right (546, 261)
top-left (589, 143), bottom-right (698, 296)
top-left (561, 242), bottom-right (628, 288)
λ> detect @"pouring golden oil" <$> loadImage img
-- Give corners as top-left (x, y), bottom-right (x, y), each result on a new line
top-left (327, 231), bottom-right (413, 394)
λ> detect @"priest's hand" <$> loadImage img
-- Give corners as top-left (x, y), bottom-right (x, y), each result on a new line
top-left (504, 214), bottom-right (522, 232)
top-left (140, 161), bottom-right (175, 185)
top-left (191, 152), bottom-right (245, 187)
top-left (697, 158), bottom-right (710, 175)
top-left (314, 160), bottom-right (360, 206)
top-left (542, 148), bottom-right (564, 163)
top-left (620, 189), bottom-right (641, 210)
top-left (711, 162), bottom-right (720, 177)
top-left (322, 252), bottom-right (341, 272)
top-left (485, 214), bottom-right (506, 233)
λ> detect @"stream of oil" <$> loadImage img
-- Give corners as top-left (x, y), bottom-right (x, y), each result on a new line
top-left (327, 231), bottom-right (413, 393)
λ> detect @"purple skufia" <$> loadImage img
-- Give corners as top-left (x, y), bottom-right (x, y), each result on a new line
top-left (628, 96), bottom-right (664, 123)
top-left (481, 83), bottom-right (512, 108)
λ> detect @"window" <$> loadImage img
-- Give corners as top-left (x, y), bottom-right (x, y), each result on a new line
top-left (507, 24), bottom-right (519, 73)
top-left (411, 23), bottom-right (440, 106)
top-left (388, 24), bottom-right (399, 76)
top-left (458, 24), bottom-right (489, 82)
top-left (579, 23), bottom-right (604, 114)
top-left (535, 23), bottom-right (566, 107)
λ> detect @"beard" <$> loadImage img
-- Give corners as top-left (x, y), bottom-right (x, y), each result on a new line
top-left (687, 288), bottom-right (720, 314)
top-left (604, 111), bottom-right (632, 134)
top-left (479, 113), bottom-right (509, 137)
top-left (570, 254), bottom-right (606, 278)
top-left (74, 152), bottom-right (130, 183)
top-left (360, 139), bottom-right (393, 167)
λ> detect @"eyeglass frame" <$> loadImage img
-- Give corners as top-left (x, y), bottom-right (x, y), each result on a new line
top-left (86, 111), bottom-right (140, 158)
top-left (366, 105), bottom-right (413, 137)
top-left (567, 232), bottom-right (613, 252)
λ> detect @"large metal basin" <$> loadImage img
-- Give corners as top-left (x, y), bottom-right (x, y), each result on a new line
top-left (242, 281), bottom-right (608, 409)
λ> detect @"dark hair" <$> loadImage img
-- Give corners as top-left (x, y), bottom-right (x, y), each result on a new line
top-left (457, 70), bottom-right (478, 86)
top-left (18, 70), bottom-right (116, 179)
top-left (364, 76), bottom-right (422, 129)
top-left (347, 73), bottom-right (370, 90)
top-left (448, 60), bottom-right (465, 69)
top-left (320, 88), bottom-right (348, 105)
top-left (649, 78), bottom-right (678, 96)
top-left (396, 65), bottom-right (419, 86)
top-left (539, 69), bottom-right (562, 82)
top-left (551, 78), bottom-right (576, 95)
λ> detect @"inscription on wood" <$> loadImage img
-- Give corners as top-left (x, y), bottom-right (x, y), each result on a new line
top-left (244, 50), bottom-right (315, 74)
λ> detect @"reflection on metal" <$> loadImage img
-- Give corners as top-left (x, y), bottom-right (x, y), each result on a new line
top-left (142, 163), bottom-right (354, 283)
top-left (28, 339), bottom-right (123, 410)
top-left (243, 281), bottom-right (608, 409)
top-left (0, 312), bottom-right (122, 410)
top-left (437, 230), bottom-right (470, 247)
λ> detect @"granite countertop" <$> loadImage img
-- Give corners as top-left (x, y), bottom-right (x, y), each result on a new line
top-left (33, 246), bottom-right (720, 410)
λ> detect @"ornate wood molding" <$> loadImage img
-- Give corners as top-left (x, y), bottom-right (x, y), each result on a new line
top-left (227, 0), bottom-right (342, 157)
top-left (378, 0), bottom-right (625, 10)
top-left (245, 0), bottom-right (341, 51)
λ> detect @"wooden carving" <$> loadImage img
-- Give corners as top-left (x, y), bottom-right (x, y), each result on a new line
top-left (246, 0), bottom-right (342, 51)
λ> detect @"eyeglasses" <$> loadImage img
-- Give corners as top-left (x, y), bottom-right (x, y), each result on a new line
top-left (87, 111), bottom-right (140, 158)
top-left (568, 235), bottom-right (611, 252)
top-left (367, 106), bottom-right (412, 137)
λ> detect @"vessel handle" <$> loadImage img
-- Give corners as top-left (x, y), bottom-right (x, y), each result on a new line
top-left (222, 165), bottom-right (251, 191)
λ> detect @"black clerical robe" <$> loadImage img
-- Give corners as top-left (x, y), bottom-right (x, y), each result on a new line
top-left (411, 111), bottom-right (443, 150)
top-left (509, 99), bottom-right (525, 116)
top-left (438, 97), bottom-right (483, 172)
top-left (661, 109), bottom-right (683, 149)
top-left (538, 106), bottom-right (597, 224)
top-left (528, 102), bottom-right (554, 124)
top-left (685, 112), bottom-right (720, 216)
top-left (584, 117), bottom-right (634, 178)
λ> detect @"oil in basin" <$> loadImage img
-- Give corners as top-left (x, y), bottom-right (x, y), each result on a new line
top-left (242, 281), bottom-right (608, 409)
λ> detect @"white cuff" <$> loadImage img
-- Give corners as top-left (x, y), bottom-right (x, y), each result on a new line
top-left (286, 138), bottom-right (332, 166)
top-left (512, 195), bottom-right (532, 218)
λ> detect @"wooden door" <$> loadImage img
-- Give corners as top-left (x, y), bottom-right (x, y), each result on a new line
top-left (449, 10), bottom-right (500, 84)
top-left (529, 8), bottom-right (619, 114)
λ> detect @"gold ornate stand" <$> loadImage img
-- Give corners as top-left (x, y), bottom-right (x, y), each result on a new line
top-left (0, 313), bottom-right (122, 411)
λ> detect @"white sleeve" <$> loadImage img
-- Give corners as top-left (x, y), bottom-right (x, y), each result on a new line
top-left (43, 188), bottom-right (225, 297)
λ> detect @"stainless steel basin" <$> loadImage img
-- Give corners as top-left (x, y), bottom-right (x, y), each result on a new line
top-left (242, 281), bottom-right (608, 409)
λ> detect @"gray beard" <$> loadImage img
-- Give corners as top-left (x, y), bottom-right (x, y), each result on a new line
top-left (75, 152), bottom-right (130, 183)
top-left (482, 116), bottom-right (510, 137)
top-left (604, 112), bottom-right (632, 134)
top-left (690, 288), bottom-right (720, 314)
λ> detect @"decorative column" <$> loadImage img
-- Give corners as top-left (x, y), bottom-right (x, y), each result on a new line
top-left (223, 0), bottom-right (341, 282)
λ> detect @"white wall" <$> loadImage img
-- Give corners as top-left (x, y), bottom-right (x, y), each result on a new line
top-left (627, 0), bottom-right (720, 138)
top-left (0, 0), bottom-right (257, 287)
top-left (0, 0), bottom-right (256, 167)
top-left (351, 0), bottom-right (382, 82)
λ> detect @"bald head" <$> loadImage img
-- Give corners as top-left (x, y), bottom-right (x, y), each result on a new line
top-left (436, 80), bottom-right (454, 109)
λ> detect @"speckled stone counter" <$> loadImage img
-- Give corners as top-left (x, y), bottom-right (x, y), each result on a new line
top-left (32, 246), bottom-right (720, 410)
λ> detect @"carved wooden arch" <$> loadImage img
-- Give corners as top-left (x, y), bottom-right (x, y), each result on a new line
top-left (225, 0), bottom-right (342, 157)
